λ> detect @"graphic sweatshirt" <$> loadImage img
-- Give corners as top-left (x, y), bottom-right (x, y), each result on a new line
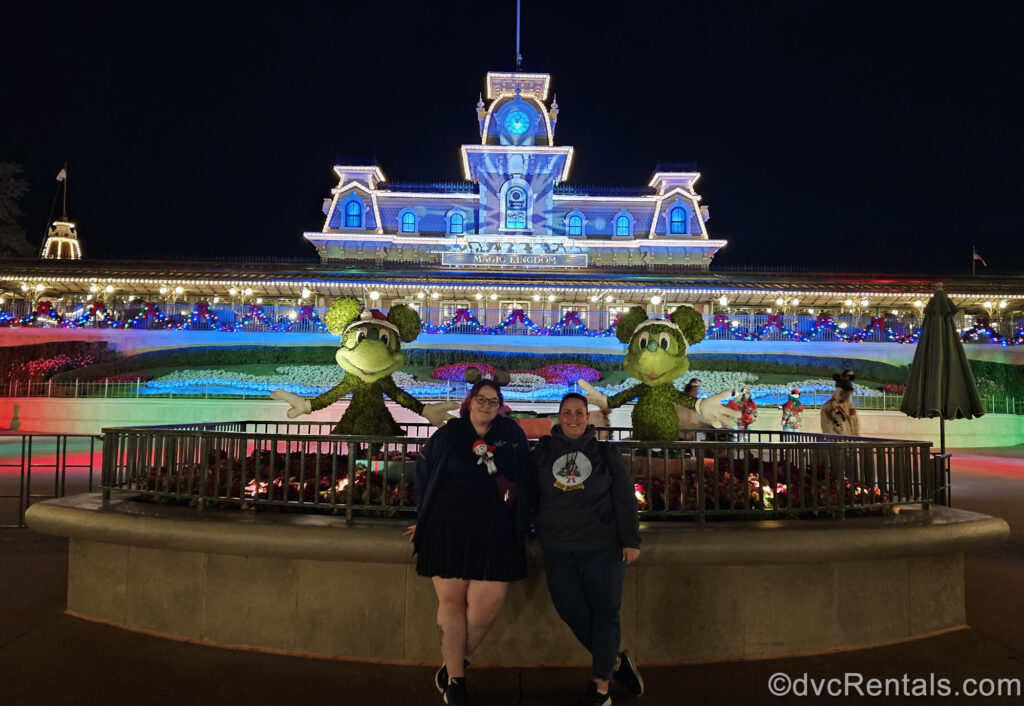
top-left (529, 425), bottom-right (640, 552)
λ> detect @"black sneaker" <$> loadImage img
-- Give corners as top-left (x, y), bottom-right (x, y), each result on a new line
top-left (435, 659), bottom-right (470, 694)
top-left (613, 650), bottom-right (645, 697)
top-left (573, 681), bottom-right (611, 706)
top-left (443, 676), bottom-right (468, 706)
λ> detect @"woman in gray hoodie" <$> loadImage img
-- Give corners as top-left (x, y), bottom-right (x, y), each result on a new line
top-left (529, 393), bottom-right (644, 706)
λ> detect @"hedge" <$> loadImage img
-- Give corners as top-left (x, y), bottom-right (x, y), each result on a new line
top-left (0, 341), bottom-right (116, 383)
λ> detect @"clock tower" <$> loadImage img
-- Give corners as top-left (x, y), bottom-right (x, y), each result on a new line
top-left (463, 72), bottom-right (569, 235)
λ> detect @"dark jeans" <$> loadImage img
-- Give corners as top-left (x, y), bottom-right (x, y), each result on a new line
top-left (542, 546), bottom-right (625, 682)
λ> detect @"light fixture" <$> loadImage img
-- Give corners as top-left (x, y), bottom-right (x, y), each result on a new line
top-left (590, 295), bottom-right (598, 302)
top-left (532, 294), bottom-right (541, 301)
top-left (417, 291), bottom-right (425, 299)
top-left (605, 295), bottom-right (613, 303)
top-left (300, 288), bottom-right (311, 299)
top-left (489, 293), bottom-right (497, 300)
top-left (808, 308), bottom-right (815, 315)
top-left (244, 287), bottom-right (253, 296)
top-left (256, 297), bottom-right (263, 304)
top-left (289, 311), bottom-right (297, 320)
top-left (174, 286), bottom-right (184, 295)
top-left (651, 295), bottom-right (662, 305)
top-left (0, 297), bottom-right (4, 305)
top-left (89, 284), bottom-right (98, 293)
top-left (766, 308), bottom-right (773, 314)
top-left (20, 284), bottom-right (27, 292)
top-left (999, 300), bottom-right (1007, 309)
top-left (914, 300), bottom-right (923, 308)
top-left (213, 297), bottom-right (220, 304)
top-left (104, 285), bottom-right (114, 294)
top-left (368, 290), bottom-right (380, 301)
top-left (718, 295), bottom-right (728, 306)
top-left (775, 298), bottom-right (784, 306)
top-left (844, 299), bottom-right (853, 306)
top-left (431, 292), bottom-right (439, 299)
top-left (229, 287), bottom-right (238, 296)
top-left (792, 298), bottom-right (800, 306)
top-left (891, 309), bottom-right (898, 315)
top-left (474, 293), bottom-right (483, 300)
top-left (860, 298), bottom-right (869, 307)
top-left (34, 283), bottom-right (44, 292)
top-left (159, 286), bottom-right (168, 295)
top-left (983, 300), bottom-right (993, 309)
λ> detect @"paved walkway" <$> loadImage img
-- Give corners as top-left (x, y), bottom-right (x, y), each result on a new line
top-left (2, 448), bottom-right (1022, 705)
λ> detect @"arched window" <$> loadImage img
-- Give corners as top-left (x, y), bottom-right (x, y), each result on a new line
top-left (449, 212), bottom-right (464, 234)
top-left (616, 215), bottom-right (630, 236)
top-left (670, 207), bottom-right (686, 234)
top-left (345, 201), bottom-right (362, 228)
top-left (568, 215), bottom-right (583, 236)
top-left (505, 185), bottom-right (528, 229)
top-left (401, 212), bottom-right (416, 232)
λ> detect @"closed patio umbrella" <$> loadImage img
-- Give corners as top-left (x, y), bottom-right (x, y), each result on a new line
top-left (900, 283), bottom-right (985, 455)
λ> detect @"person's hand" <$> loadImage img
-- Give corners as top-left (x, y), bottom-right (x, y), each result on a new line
top-left (623, 547), bottom-right (640, 565)
top-left (403, 524), bottom-right (416, 542)
top-left (270, 388), bottom-right (312, 418)
top-left (696, 390), bottom-right (742, 428)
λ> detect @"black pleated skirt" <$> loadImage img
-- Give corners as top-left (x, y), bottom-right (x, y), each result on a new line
top-left (416, 472), bottom-right (526, 582)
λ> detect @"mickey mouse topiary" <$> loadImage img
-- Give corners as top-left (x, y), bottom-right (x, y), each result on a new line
top-left (579, 305), bottom-right (739, 441)
top-left (270, 297), bottom-right (456, 437)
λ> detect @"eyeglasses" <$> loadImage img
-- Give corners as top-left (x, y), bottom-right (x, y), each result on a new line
top-left (473, 395), bottom-right (500, 408)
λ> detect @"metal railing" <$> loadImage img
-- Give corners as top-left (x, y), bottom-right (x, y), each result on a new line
top-left (0, 432), bottom-right (102, 527)
top-left (100, 421), bottom-right (937, 523)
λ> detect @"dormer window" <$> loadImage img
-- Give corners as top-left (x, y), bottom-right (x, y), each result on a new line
top-left (563, 209), bottom-right (587, 237)
top-left (448, 212), bottom-right (464, 235)
top-left (670, 207), bottom-right (687, 234)
top-left (616, 216), bottom-right (630, 236)
top-left (398, 207), bottom-right (418, 233)
top-left (345, 201), bottom-right (363, 228)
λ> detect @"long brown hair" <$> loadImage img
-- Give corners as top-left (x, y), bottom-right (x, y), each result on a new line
top-left (459, 379), bottom-right (504, 418)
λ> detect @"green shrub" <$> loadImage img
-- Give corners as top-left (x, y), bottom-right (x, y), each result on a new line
top-left (0, 341), bottom-right (116, 383)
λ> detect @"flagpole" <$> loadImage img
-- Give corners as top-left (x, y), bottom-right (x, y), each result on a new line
top-left (61, 162), bottom-right (68, 218)
top-left (972, 245), bottom-right (976, 277)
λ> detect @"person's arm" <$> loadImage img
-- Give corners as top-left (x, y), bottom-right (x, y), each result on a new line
top-left (605, 442), bottom-right (641, 550)
top-left (527, 437), bottom-right (547, 520)
top-left (414, 425), bottom-right (446, 514)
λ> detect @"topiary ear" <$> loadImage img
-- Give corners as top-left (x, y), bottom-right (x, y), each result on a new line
top-left (388, 304), bottom-right (421, 342)
top-left (325, 297), bottom-right (363, 335)
top-left (616, 306), bottom-right (648, 344)
top-left (670, 305), bottom-right (705, 347)
top-left (464, 366), bottom-right (483, 383)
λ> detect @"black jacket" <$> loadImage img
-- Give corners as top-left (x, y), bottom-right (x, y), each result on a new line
top-left (529, 425), bottom-right (640, 552)
top-left (412, 415), bottom-right (532, 551)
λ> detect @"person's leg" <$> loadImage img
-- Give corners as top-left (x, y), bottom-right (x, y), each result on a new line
top-left (543, 548), bottom-right (594, 651)
top-left (464, 579), bottom-right (509, 657)
top-left (577, 547), bottom-right (626, 684)
top-left (432, 577), bottom-right (470, 679)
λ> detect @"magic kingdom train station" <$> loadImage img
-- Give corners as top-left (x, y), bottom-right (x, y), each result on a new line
top-left (2, 66), bottom-right (1023, 689)
top-left (2, 69), bottom-right (1023, 347)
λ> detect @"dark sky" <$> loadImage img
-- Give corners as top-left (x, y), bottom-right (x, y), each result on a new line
top-left (2, 0), bottom-right (1021, 272)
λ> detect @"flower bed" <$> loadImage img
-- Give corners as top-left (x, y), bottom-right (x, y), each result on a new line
top-left (534, 364), bottom-right (600, 384)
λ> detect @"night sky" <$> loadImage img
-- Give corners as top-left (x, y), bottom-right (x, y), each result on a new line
top-left (2, 1), bottom-right (1021, 273)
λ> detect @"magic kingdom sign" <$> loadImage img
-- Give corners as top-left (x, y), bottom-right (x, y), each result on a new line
top-left (440, 252), bottom-right (589, 268)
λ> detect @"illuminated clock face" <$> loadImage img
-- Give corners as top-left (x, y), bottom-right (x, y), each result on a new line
top-left (504, 110), bottom-right (531, 135)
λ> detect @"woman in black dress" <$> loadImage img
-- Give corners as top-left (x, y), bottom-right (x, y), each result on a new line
top-left (405, 378), bottom-right (531, 706)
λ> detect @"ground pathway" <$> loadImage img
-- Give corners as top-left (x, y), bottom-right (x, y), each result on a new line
top-left (1, 448), bottom-right (1022, 705)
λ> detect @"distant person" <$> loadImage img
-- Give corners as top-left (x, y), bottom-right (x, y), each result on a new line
top-left (820, 370), bottom-right (860, 435)
top-left (683, 377), bottom-right (700, 399)
top-left (781, 389), bottom-right (803, 432)
top-left (726, 388), bottom-right (758, 430)
top-left (529, 393), bottom-right (645, 706)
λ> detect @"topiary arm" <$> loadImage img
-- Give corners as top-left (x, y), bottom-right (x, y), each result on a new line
top-left (309, 376), bottom-right (356, 412)
top-left (378, 376), bottom-right (424, 415)
top-left (607, 383), bottom-right (646, 409)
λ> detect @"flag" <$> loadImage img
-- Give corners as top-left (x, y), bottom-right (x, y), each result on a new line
top-left (55, 168), bottom-right (66, 182)
top-left (973, 249), bottom-right (987, 267)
